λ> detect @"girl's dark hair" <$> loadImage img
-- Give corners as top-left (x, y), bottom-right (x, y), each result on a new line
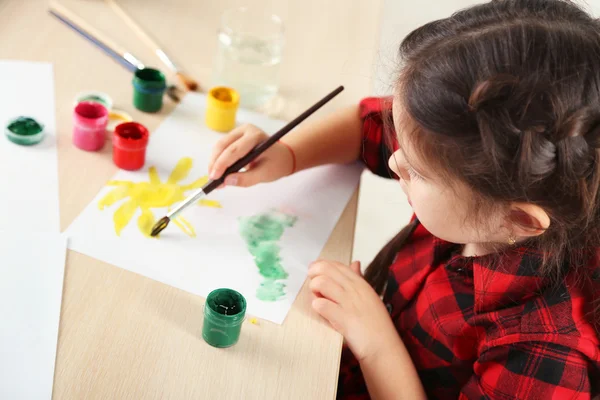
top-left (365, 0), bottom-right (600, 301)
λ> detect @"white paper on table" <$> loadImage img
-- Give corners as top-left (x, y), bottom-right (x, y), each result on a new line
top-left (0, 232), bottom-right (67, 400)
top-left (66, 92), bottom-right (363, 324)
top-left (0, 61), bottom-right (60, 234)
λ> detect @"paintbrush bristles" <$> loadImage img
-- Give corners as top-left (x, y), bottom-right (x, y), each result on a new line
top-left (176, 73), bottom-right (199, 92)
top-left (166, 86), bottom-right (181, 102)
top-left (150, 216), bottom-right (170, 237)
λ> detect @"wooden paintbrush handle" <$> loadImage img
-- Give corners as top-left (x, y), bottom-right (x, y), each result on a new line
top-left (105, 0), bottom-right (177, 72)
top-left (49, 0), bottom-right (130, 58)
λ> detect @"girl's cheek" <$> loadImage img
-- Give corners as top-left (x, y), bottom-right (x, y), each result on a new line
top-left (400, 179), bottom-right (408, 194)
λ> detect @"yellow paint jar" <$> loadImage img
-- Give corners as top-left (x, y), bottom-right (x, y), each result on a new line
top-left (205, 86), bottom-right (240, 133)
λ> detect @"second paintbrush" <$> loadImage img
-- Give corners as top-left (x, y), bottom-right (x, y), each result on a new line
top-left (150, 85), bottom-right (345, 237)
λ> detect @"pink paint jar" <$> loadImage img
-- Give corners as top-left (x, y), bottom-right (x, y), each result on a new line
top-left (112, 122), bottom-right (149, 171)
top-left (73, 101), bottom-right (109, 151)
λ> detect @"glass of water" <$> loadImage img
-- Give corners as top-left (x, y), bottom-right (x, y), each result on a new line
top-left (211, 7), bottom-right (284, 109)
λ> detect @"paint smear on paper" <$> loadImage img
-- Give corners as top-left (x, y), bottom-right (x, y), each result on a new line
top-left (98, 157), bottom-right (221, 237)
top-left (238, 210), bottom-right (297, 301)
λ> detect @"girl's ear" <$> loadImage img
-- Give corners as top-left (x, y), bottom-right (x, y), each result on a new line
top-left (506, 203), bottom-right (550, 238)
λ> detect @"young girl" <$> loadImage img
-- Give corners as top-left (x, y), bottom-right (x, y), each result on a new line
top-left (208, 0), bottom-right (600, 398)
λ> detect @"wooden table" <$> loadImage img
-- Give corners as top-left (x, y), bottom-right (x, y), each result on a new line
top-left (0, 0), bottom-right (382, 398)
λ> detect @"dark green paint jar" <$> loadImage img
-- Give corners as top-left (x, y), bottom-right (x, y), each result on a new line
top-left (202, 288), bottom-right (246, 348)
top-left (132, 68), bottom-right (166, 113)
top-left (5, 116), bottom-right (45, 145)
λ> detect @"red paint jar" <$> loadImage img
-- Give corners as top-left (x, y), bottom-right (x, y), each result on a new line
top-left (112, 122), bottom-right (149, 171)
top-left (73, 101), bottom-right (109, 151)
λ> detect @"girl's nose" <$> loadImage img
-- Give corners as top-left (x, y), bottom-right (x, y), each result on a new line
top-left (388, 151), bottom-right (401, 176)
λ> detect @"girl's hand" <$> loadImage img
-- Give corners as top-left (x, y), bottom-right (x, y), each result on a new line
top-left (208, 124), bottom-right (294, 188)
top-left (307, 260), bottom-right (399, 362)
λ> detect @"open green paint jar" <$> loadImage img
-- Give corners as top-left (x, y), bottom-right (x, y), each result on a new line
top-left (5, 116), bottom-right (45, 145)
top-left (74, 91), bottom-right (113, 111)
top-left (132, 68), bottom-right (166, 113)
top-left (202, 288), bottom-right (247, 348)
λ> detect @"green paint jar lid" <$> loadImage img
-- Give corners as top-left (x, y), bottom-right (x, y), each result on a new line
top-left (202, 288), bottom-right (247, 348)
top-left (5, 116), bottom-right (45, 146)
top-left (74, 91), bottom-right (113, 111)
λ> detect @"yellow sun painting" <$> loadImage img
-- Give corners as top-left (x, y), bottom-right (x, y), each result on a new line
top-left (97, 157), bottom-right (221, 238)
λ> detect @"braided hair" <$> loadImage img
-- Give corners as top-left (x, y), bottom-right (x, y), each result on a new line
top-left (365, 0), bottom-right (600, 315)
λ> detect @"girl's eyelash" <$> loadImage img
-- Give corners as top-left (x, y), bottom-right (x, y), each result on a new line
top-left (407, 167), bottom-right (422, 181)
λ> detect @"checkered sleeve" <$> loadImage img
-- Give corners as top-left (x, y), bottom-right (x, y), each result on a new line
top-left (459, 341), bottom-right (594, 399)
top-left (359, 96), bottom-right (398, 179)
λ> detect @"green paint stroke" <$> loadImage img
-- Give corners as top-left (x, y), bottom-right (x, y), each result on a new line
top-left (256, 281), bottom-right (286, 302)
top-left (239, 210), bottom-right (297, 301)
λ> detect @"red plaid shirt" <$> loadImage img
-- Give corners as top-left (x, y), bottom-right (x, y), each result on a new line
top-left (338, 97), bottom-right (600, 399)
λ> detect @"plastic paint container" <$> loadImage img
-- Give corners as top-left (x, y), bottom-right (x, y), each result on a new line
top-left (73, 101), bottom-right (109, 151)
top-left (74, 92), bottom-right (130, 131)
top-left (205, 86), bottom-right (240, 132)
top-left (132, 68), bottom-right (167, 113)
top-left (113, 122), bottom-right (149, 171)
top-left (202, 288), bottom-right (246, 348)
top-left (5, 116), bottom-right (45, 146)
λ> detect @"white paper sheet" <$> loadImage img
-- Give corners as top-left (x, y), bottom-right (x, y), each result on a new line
top-left (66, 93), bottom-right (362, 324)
top-left (0, 61), bottom-right (60, 233)
top-left (0, 232), bottom-right (67, 400)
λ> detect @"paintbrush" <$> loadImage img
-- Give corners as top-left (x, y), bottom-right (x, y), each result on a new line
top-left (48, 0), bottom-right (181, 102)
top-left (150, 85), bottom-right (345, 237)
top-left (106, 0), bottom-right (199, 91)
top-left (49, 0), bottom-right (143, 72)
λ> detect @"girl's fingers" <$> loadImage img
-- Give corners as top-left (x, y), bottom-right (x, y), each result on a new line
top-left (333, 261), bottom-right (363, 282)
top-left (350, 261), bottom-right (362, 276)
top-left (309, 275), bottom-right (345, 304)
top-left (312, 298), bottom-right (345, 332)
top-left (208, 130), bottom-right (244, 176)
top-left (221, 156), bottom-right (269, 188)
top-left (308, 260), bottom-right (354, 287)
top-left (210, 135), bottom-right (262, 180)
